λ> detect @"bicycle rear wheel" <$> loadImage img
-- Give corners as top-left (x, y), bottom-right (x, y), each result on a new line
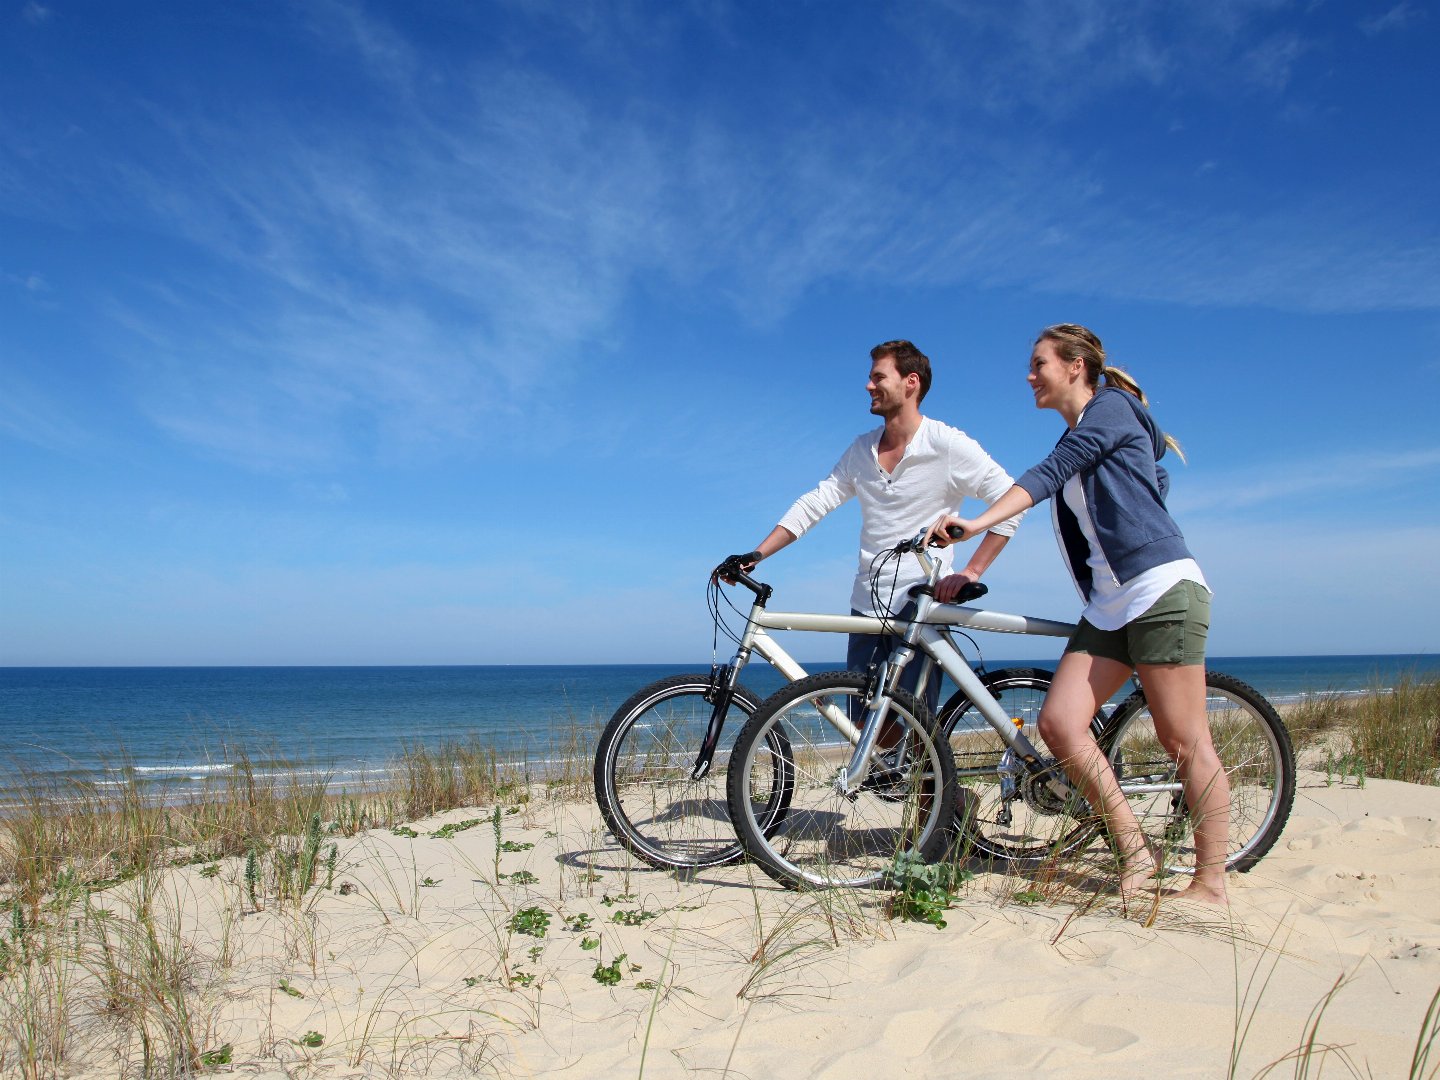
top-left (1102, 670), bottom-right (1295, 874)
top-left (594, 674), bottom-right (789, 870)
top-left (939, 667), bottom-right (1106, 863)
top-left (726, 671), bottom-right (956, 890)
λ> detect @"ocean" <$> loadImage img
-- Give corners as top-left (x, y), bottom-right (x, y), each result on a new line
top-left (2, 655), bottom-right (1436, 804)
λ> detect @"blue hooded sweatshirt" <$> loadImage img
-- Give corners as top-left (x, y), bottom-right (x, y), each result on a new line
top-left (1014, 387), bottom-right (1194, 602)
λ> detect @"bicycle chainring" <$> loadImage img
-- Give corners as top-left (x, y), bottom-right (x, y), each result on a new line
top-left (1018, 758), bottom-right (1086, 817)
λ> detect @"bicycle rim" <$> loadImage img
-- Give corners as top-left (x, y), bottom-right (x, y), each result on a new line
top-left (596, 676), bottom-right (783, 870)
top-left (1103, 671), bottom-right (1295, 874)
top-left (940, 668), bottom-right (1103, 864)
top-left (729, 672), bottom-right (955, 890)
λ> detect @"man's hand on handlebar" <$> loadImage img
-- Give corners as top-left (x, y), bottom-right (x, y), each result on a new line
top-left (924, 514), bottom-right (977, 549)
top-left (713, 551), bottom-right (763, 585)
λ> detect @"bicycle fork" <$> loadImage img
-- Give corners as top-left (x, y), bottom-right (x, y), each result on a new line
top-left (690, 659), bottom-right (743, 781)
top-left (835, 645), bottom-right (929, 796)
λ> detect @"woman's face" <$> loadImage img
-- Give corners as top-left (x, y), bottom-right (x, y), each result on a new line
top-left (1027, 338), bottom-right (1083, 411)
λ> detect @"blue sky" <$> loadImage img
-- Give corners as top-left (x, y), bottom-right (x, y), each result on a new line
top-left (2, 0), bottom-right (1437, 666)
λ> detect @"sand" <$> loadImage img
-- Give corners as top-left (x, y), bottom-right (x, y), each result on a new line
top-left (51, 769), bottom-right (1440, 1079)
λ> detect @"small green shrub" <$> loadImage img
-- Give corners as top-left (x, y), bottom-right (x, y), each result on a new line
top-left (509, 906), bottom-right (550, 937)
top-left (886, 852), bottom-right (972, 928)
top-left (592, 954), bottom-right (626, 986)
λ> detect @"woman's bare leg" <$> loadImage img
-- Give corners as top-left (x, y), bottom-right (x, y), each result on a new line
top-left (1134, 662), bottom-right (1230, 905)
top-left (1037, 652), bottom-right (1155, 893)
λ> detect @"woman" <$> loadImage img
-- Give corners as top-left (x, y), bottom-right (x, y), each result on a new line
top-left (930, 324), bottom-right (1228, 906)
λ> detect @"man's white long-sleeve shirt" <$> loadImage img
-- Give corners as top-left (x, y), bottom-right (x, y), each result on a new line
top-left (777, 416), bottom-right (1023, 615)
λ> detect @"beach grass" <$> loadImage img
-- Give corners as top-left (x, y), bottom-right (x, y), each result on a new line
top-left (2, 680), bottom-right (1438, 1078)
top-left (1286, 675), bottom-right (1440, 785)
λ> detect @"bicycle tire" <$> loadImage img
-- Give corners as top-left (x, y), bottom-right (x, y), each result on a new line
top-left (726, 671), bottom-right (956, 890)
top-left (594, 674), bottom-right (790, 870)
top-left (939, 667), bottom-right (1107, 864)
top-left (1101, 670), bottom-right (1295, 874)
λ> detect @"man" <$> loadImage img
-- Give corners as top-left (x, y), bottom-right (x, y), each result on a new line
top-left (727, 340), bottom-right (1022, 710)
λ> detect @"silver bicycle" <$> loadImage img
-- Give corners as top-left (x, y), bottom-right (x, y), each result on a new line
top-left (594, 553), bottom-right (1080, 872)
top-left (724, 531), bottom-right (1296, 890)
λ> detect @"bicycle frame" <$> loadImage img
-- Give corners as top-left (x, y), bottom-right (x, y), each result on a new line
top-left (697, 560), bottom-right (1076, 787)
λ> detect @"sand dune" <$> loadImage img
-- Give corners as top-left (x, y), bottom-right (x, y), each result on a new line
top-left (48, 768), bottom-right (1440, 1079)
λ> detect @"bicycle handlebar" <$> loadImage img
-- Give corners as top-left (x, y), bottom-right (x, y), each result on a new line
top-left (713, 552), bottom-right (767, 596)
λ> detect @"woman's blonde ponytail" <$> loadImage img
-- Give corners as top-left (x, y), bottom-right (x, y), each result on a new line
top-left (1038, 325), bottom-right (1187, 462)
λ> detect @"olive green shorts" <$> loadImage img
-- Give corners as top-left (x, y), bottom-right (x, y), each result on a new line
top-left (1065, 579), bottom-right (1211, 668)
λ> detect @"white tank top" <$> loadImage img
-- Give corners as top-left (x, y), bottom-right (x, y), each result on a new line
top-left (1061, 473), bottom-right (1209, 631)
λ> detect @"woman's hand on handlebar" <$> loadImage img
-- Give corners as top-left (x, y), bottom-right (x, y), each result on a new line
top-left (924, 513), bottom-right (976, 549)
top-left (935, 571), bottom-right (980, 603)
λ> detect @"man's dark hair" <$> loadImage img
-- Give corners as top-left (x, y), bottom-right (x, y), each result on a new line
top-left (870, 340), bottom-right (932, 402)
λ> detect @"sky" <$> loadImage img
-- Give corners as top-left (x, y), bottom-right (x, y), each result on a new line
top-left (2, 0), bottom-right (1438, 666)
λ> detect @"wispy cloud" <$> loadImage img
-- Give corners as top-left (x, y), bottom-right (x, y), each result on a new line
top-left (7, 0), bottom-right (1435, 473)
top-left (0, 371), bottom-right (95, 454)
top-left (1360, 2), bottom-right (1425, 36)
top-left (3, 269), bottom-right (57, 309)
top-left (1172, 447), bottom-right (1440, 515)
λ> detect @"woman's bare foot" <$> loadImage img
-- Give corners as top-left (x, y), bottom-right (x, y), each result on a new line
top-left (1174, 878), bottom-right (1228, 907)
top-left (1117, 849), bottom-right (1160, 898)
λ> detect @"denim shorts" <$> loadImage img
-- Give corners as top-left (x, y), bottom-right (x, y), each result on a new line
top-left (1064, 579), bottom-right (1211, 667)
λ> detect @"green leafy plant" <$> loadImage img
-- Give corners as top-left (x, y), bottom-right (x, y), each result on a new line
top-left (510, 970), bottom-right (536, 988)
top-left (296, 1031), bottom-right (324, 1048)
top-left (580, 935), bottom-right (600, 951)
top-left (420, 876), bottom-right (442, 888)
top-left (199, 1044), bottom-right (233, 1067)
top-left (611, 908), bottom-right (659, 927)
top-left (509, 906), bottom-right (551, 937)
top-left (499, 840), bottom-right (534, 852)
top-left (278, 977), bottom-right (304, 998)
top-left (244, 848), bottom-right (261, 910)
top-left (391, 826), bottom-right (419, 838)
top-left (886, 852), bottom-right (972, 928)
top-left (432, 817), bottom-right (484, 839)
top-left (198, 864), bottom-right (220, 879)
top-left (1010, 889), bottom-right (1044, 907)
top-left (491, 806), bottom-right (504, 879)
top-left (592, 953), bottom-right (627, 986)
top-left (504, 870), bottom-right (539, 885)
top-left (565, 913), bottom-right (593, 931)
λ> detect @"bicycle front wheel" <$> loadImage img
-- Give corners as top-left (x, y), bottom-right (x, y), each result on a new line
top-left (1102, 670), bottom-right (1295, 874)
top-left (939, 667), bottom-right (1106, 864)
top-left (594, 674), bottom-right (786, 870)
top-left (726, 671), bottom-right (956, 890)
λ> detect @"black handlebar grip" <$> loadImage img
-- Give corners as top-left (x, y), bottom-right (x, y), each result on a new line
top-left (715, 552), bottom-right (763, 581)
top-left (945, 524), bottom-right (968, 541)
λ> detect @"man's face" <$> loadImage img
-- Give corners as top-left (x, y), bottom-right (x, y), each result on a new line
top-left (866, 355), bottom-right (914, 417)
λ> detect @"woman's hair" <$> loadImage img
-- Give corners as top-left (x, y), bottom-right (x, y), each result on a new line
top-left (1036, 323), bottom-right (1186, 461)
